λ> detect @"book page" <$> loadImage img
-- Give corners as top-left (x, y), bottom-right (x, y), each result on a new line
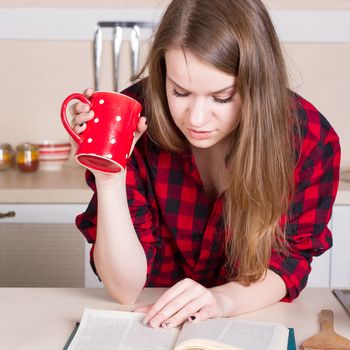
top-left (67, 308), bottom-right (180, 350)
top-left (175, 318), bottom-right (289, 350)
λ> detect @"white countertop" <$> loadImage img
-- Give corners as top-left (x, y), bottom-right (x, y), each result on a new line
top-left (1, 287), bottom-right (350, 349)
top-left (1, 165), bottom-right (350, 204)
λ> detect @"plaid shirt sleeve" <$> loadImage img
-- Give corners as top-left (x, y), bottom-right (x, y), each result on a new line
top-left (269, 94), bottom-right (341, 301)
top-left (125, 142), bottom-right (159, 281)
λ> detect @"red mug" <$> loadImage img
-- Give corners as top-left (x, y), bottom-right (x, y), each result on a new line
top-left (60, 91), bottom-right (142, 173)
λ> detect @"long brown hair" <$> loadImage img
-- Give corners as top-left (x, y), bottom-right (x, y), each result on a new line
top-left (139, 0), bottom-right (296, 285)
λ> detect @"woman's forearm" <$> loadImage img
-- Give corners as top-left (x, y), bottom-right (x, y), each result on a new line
top-left (211, 269), bottom-right (287, 317)
top-left (93, 172), bottom-right (147, 304)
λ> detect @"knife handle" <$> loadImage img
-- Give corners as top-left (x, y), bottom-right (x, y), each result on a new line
top-left (130, 25), bottom-right (140, 78)
top-left (113, 26), bottom-right (123, 92)
top-left (93, 25), bottom-right (103, 91)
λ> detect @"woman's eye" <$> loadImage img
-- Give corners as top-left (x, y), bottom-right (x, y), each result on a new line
top-left (213, 96), bottom-right (233, 104)
top-left (172, 89), bottom-right (190, 98)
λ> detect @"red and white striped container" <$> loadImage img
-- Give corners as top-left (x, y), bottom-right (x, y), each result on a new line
top-left (36, 141), bottom-right (72, 171)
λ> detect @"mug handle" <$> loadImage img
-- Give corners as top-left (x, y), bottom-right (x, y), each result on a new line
top-left (60, 93), bottom-right (91, 144)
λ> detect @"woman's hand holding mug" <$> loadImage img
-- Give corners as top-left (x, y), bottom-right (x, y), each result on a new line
top-left (69, 88), bottom-right (95, 134)
top-left (61, 88), bottom-right (147, 176)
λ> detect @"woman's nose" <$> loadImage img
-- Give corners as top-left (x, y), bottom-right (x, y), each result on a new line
top-left (187, 98), bottom-right (210, 127)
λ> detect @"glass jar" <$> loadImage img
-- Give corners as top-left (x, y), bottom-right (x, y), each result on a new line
top-left (0, 143), bottom-right (14, 171)
top-left (16, 143), bottom-right (39, 173)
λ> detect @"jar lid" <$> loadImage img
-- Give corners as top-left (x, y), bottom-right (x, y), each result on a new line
top-left (16, 143), bottom-right (39, 151)
top-left (0, 143), bottom-right (12, 150)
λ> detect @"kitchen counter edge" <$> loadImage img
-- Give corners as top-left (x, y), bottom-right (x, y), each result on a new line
top-left (1, 165), bottom-right (350, 205)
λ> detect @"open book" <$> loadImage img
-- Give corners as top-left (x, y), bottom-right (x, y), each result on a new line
top-left (64, 308), bottom-right (295, 350)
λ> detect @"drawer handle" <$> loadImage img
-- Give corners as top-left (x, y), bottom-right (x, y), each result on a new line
top-left (0, 211), bottom-right (16, 219)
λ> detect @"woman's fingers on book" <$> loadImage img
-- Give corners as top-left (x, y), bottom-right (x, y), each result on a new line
top-left (142, 278), bottom-right (190, 325)
top-left (160, 295), bottom-right (215, 328)
top-left (142, 278), bottom-right (223, 328)
top-left (132, 304), bottom-right (153, 313)
top-left (188, 305), bottom-right (213, 323)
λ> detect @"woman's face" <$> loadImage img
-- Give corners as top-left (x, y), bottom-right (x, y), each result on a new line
top-left (165, 48), bottom-right (241, 150)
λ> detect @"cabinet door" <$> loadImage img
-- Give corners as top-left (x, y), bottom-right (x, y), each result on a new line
top-left (0, 204), bottom-right (86, 287)
top-left (0, 223), bottom-right (84, 287)
top-left (307, 250), bottom-right (331, 287)
top-left (331, 205), bottom-right (350, 288)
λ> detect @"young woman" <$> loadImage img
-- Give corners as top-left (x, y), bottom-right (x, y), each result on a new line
top-left (72, 0), bottom-right (340, 329)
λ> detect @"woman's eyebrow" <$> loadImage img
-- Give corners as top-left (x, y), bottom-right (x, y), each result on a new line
top-left (167, 76), bottom-right (187, 91)
top-left (167, 76), bottom-right (236, 94)
top-left (212, 85), bottom-right (236, 94)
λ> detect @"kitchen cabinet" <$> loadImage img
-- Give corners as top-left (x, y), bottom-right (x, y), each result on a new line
top-left (307, 204), bottom-right (350, 288)
top-left (307, 224), bottom-right (332, 288)
top-left (0, 166), bottom-right (104, 288)
top-left (0, 202), bottom-right (104, 288)
top-left (0, 204), bottom-right (86, 287)
top-left (330, 205), bottom-right (350, 287)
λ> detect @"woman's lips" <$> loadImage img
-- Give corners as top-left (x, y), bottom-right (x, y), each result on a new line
top-left (188, 128), bottom-right (213, 140)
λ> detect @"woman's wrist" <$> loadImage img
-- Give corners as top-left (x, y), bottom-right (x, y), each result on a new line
top-left (210, 287), bottom-right (236, 318)
top-left (210, 270), bottom-right (287, 317)
top-left (94, 169), bottom-right (126, 188)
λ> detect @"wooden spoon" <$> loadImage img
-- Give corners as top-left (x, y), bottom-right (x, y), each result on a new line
top-left (303, 309), bottom-right (350, 349)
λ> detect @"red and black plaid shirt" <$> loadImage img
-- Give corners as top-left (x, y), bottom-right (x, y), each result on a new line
top-left (76, 81), bottom-right (340, 301)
